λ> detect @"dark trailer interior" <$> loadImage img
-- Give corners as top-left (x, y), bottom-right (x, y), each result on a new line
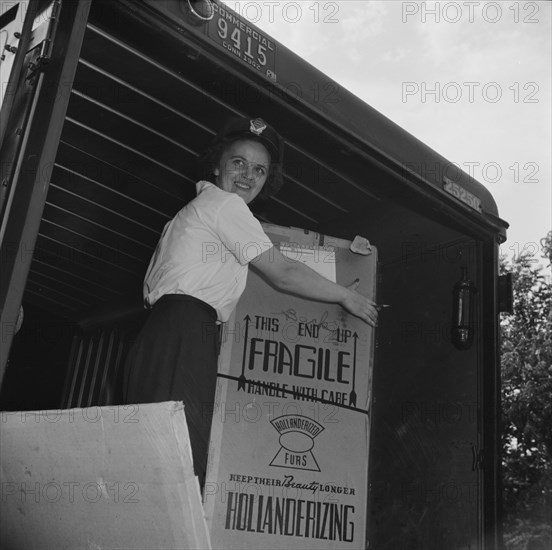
top-left (0, 1), bottom-right (509, 548)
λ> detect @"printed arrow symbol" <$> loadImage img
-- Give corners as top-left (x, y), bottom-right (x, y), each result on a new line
top-left (349, 331), bottom-right (359, 407)
top-left (238, 314), bottom-right (251, 391)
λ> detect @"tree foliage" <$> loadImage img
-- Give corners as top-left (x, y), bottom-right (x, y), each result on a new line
top-left (501, 231), bottom-right (552, 549)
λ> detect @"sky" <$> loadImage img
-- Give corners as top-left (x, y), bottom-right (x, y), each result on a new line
top-left (221, 0), bottom-right (552, 268)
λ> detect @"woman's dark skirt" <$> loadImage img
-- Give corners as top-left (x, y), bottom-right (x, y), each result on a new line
top-left (123, 294), bottom-right (219, 483)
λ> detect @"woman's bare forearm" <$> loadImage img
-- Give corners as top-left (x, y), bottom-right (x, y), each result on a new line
top-left (252, 248), bottom-right (378, 325)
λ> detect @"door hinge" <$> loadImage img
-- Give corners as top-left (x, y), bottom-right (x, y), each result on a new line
top-left (26, 0), bottom-right (62, 80)
top-left (471, 445), bottom-right (484, 471)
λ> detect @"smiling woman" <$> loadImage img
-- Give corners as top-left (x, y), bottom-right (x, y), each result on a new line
top-left (214, 140), bottom-right (270, 203)
top-left (122, 116), bottom-right (378, 485)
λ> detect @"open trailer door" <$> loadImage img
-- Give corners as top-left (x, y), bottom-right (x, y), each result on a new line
top-left (0, 0), bottom-right (90, 379)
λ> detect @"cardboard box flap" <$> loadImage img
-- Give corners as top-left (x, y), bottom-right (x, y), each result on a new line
top-left (0, 401), bottom-right (211, 550)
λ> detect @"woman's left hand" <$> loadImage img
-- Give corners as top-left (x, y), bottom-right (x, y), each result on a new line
top-left (341, 279), bottom-right (378, 327)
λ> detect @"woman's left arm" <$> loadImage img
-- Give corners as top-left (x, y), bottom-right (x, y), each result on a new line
top-left (250, 246), bottom-right (378, 326)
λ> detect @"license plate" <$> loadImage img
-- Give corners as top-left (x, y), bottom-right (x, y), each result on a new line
top-left (443, 177), bottom-right (483, 212)
top-left (207, 2), bottom-right (277, 80)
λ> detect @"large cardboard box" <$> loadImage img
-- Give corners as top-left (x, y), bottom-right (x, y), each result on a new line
top-left (204, 226), bottom-right (377, 550)
top-left (0, 402), bottom-right (211, 550)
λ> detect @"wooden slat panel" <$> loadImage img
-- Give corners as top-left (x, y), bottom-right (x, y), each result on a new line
top-left (31, 258), bottom-right (124, 299)
top-left (42, 192), bottom-right (156, 258)
top-left (25, 279), bottom-right (89, 311)
top-left (60, 118), bottom-right (194, 202)
top-left (50, 165), bottom-right (166, 239)
top-left (80, 21), bottom-right (229, 138)
top-left (74, 59), bottom-right (209, 158)
top-left (33, 233), bottom-right (144, 291)
top-left (66, 92), bottom-right (196, 177)
top-left (55, 141), bottom-right (178, 218)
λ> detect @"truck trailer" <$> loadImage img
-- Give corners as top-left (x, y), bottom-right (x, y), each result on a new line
top-left (0, 1), bottom-right (511, 548)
